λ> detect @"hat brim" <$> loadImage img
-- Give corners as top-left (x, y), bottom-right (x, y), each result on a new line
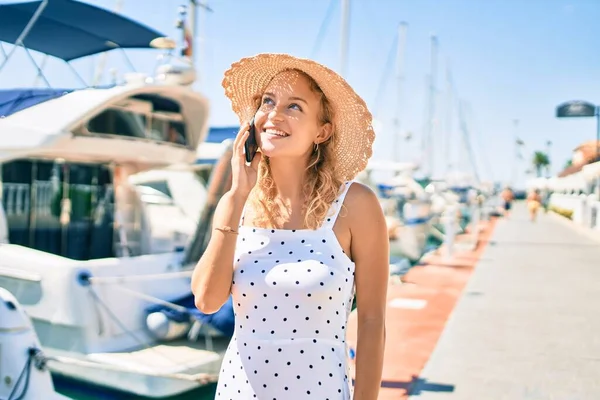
top-left (222, 53), bottom-right (375, 181)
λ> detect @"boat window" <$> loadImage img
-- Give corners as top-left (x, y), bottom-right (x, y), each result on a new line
top-left (82, 95), bottom-right (188, 147)
top-left (137, 180), bottom-right (172, 198)
top-left (87, 108), bottom-right (147, 138)
top-left (1, 160), bottom-right (114, 260)
top-left (167, 120), bottom-right (186, 145)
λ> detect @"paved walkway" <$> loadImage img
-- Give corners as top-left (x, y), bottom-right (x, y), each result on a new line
top-left (409, 203), bottom-right (600, 400)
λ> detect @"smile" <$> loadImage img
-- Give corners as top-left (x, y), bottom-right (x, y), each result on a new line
top-left (264, 128), bottom-right (289, 138)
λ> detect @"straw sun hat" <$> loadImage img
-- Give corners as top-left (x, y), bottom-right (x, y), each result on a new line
top-left (222, 53), bottom-right (375, 181)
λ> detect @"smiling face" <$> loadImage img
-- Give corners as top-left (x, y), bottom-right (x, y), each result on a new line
top-left (253, 69), bottom-right (332, 160)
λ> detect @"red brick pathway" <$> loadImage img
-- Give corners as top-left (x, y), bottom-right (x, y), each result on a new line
top-left (346, 218), bottom-right (498, 399)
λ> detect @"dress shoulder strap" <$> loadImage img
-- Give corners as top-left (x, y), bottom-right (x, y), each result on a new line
top-left (239, 202), bottom-right (248, 228)
top-left (321, 181), bottom-right (354, 229)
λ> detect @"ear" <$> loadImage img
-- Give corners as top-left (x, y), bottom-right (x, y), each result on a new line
top-left (315, 122), bottom-right (333, 144)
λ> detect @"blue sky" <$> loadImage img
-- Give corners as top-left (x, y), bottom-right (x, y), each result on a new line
top-left (1, 0), bottom-right (600, 188)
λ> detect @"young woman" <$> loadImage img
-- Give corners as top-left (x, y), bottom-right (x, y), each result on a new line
top-left (192, 53), bottom-right (388, 399)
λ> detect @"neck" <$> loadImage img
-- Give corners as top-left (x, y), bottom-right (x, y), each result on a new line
top-left (267, 156), bottom-right (310, 203)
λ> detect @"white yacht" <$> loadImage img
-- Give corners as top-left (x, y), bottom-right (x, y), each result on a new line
top-left (0, 1), bottom-right (234, 398)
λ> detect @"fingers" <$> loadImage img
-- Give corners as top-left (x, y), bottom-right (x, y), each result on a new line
top-left (250, 151), bottom-right (262, 170)
top-left (233, 123), bottom-right (250, 159)
top-left (233, 122), bottom-right (250, 149)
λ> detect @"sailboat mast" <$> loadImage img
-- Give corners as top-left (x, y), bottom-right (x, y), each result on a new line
top-left (189, 0), bottom-right (199, 70)
top-left (340, 0), bottom-right (350, 77)
top-left (92, 0), bottom-right (124, 86)
top-left (444, 59), bottom-right (453, 172)
top-left (187, 1), bottom-right (214, 86)
top-left (423, 34), bottom-right (438, 177)
top-left (393, 22), bottom-right (408, 162)
top-left (458, 100), bottom-right (480, 183)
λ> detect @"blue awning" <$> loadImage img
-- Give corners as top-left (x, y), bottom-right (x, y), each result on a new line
top-left (0, 0), bottom-right (165, 61)
top-left (0, 88), bottom-right (74, 117)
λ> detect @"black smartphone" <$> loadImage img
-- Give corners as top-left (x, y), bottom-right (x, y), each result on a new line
top-left (244, 117), bottom-right (258, 164)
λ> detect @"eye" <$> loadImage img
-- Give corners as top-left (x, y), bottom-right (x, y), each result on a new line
top-left (261, 96), bottom-right (274, 105)
top-left (289, 103), bottom-right (303, 111)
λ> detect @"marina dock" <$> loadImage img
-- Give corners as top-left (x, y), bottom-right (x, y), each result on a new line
top-left (349, 202), bottom-right (600, 399)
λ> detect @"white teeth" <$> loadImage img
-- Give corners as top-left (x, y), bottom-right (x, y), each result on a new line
top-left (265, 129), bottom-right (289, 137)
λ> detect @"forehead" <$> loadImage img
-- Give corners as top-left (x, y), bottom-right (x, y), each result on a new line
top-left (263, 70), bottom-right (316, 98)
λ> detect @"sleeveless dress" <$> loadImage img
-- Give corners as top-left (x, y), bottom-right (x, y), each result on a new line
top-left (215, 181), bottom-right (356, 399)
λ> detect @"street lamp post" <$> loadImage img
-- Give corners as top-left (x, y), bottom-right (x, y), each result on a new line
top-left (545, 140), bottom-right (552, 178)
top-left (556, 100), bottom-right (600, 200)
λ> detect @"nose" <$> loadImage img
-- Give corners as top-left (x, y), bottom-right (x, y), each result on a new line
top-left (268, 106), bottom-right (285, 122)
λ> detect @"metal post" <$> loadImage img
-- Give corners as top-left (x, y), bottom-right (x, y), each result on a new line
top-left (0, 0), bottom-right (48, 73)
top-left (0, 43), bottom-right (6, 60)
top-left (443, 204), bottom-right (456, 259)
top-left (65, 62), bottom-right (89, 87)
top-left (471, 201), bottom-right (480, 244)
top-left (545, 140), bottom-right (552, 178)
top-left (21, 47), bottom-right (51, 88)
top-left (511, 119), bottom-right (519, 186)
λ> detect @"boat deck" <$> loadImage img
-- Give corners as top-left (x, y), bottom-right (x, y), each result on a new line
top-left (86, 338), bottom-right (228, 374)
top-left (348, 202), bottom-right (600, 399)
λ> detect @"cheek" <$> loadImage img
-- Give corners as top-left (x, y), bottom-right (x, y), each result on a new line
top-left (289, 118), bottom-right (318, 139)
top-left (254, 111), bottom-right (268, 128)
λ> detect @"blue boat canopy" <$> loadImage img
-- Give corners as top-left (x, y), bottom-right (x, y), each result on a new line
top-left (0, 0), bottom-right (165, 61)
top-left (0, 88), bottom-right (74, 117)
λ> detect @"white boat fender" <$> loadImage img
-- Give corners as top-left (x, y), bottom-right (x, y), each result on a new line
top-left (146, 312), bottom-right (191, 341)
top-left (0, 288), bottom-right (69, 400)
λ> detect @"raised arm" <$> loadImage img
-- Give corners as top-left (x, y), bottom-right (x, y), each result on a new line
top-left (191, 123), bottom-right (262, 314)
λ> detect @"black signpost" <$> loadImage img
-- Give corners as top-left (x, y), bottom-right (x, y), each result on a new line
top-left (556, 100), bottom-right (600, 200)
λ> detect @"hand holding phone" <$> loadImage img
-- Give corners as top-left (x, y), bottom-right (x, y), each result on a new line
top-left (244, 117), bottom-right (258, 164)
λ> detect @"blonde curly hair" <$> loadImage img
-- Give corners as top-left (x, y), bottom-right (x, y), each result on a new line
top-left (247, 69), bottom-right (344, 230)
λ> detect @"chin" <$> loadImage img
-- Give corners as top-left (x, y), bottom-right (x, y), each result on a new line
top-left (258, 145), bottom-right (277, 157)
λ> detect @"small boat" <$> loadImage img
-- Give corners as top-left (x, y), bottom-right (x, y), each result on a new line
top-left (0, 287), bottom-right (71, 400)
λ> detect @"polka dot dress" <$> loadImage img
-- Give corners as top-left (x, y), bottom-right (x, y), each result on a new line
top-left (215, 181), bottom-right (356, 399)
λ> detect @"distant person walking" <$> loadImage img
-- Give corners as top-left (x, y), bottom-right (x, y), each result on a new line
top-left (541, 189), bottom-right (551, 213)
top-left (527, 189), bottom-right (542, 222)
top-left (500, 187), bottom-right (515, 218)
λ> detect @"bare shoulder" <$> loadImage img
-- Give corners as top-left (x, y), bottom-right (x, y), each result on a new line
top-left (343, 182), bottom-right (385, 226)
top-left (344, 182), bottom-right (389, 283)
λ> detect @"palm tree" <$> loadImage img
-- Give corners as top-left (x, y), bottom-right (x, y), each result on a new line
top-left (532, 151), bottom-right (550, 177)
top-left (563, 159), bottom-right (572, 170)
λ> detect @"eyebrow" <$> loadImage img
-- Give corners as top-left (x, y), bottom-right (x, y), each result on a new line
top-left (263, 92), bottom-right (308, 105)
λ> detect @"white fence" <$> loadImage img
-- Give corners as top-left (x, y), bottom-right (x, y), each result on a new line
top-left (549, 193), bottom-right (600, 230)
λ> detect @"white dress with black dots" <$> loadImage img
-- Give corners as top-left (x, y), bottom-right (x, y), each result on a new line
top-left (214, 181), bottom-right (356, 400)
